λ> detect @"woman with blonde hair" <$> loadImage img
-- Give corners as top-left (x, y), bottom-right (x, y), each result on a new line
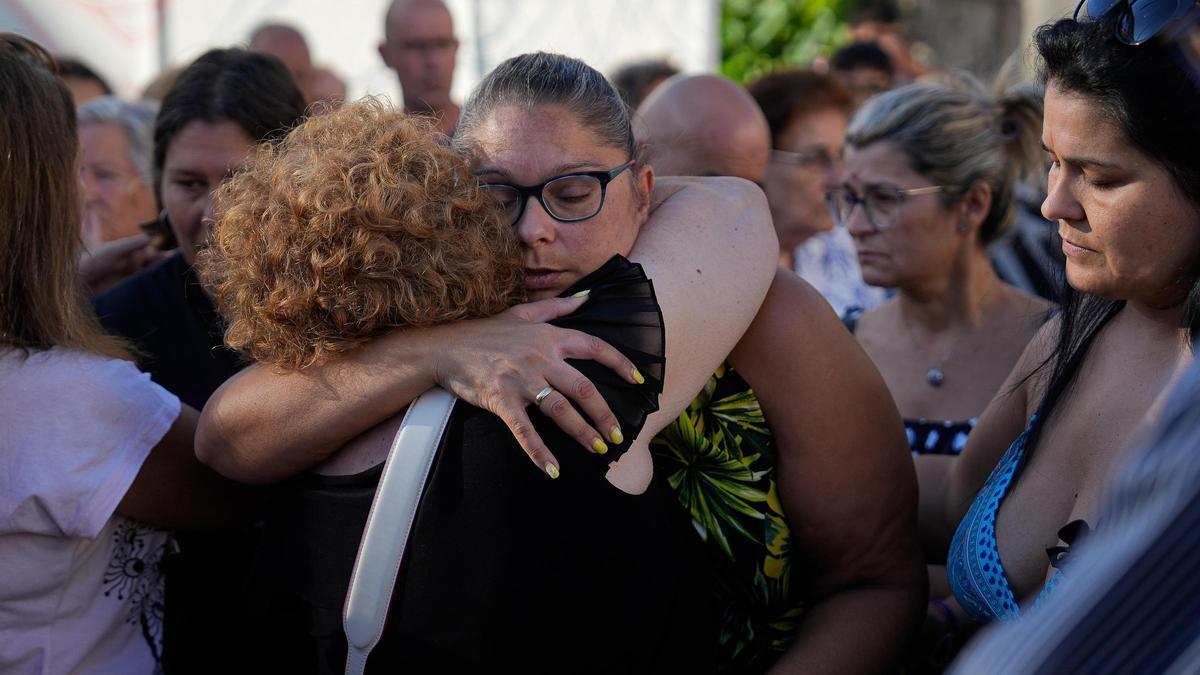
top-left (838, 81), bottom-right (1054, 457)
top-left (0, 34), bottom-right (245, 674)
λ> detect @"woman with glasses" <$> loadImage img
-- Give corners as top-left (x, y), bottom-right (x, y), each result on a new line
top-left (836, 82), bottom-right (1053, 458)
top-left (919, 0), bottom-right (1200, 656)
top-left (834, 80), bottom-right (1053, 670)
top-left (197, 53), bottom-right (778, 672)
top-left (748, 69), bottom-right (889, 315)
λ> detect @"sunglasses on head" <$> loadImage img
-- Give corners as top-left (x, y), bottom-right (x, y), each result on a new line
top-left (1075, 0), bottom-right (1200, 45)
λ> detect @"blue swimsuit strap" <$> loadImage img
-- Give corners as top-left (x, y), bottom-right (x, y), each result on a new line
top-left (948, 415), bottom-right (1040, 623)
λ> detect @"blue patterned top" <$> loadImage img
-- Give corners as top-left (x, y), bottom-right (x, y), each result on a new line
top-left (947, 415), bottom-right (1062, 623)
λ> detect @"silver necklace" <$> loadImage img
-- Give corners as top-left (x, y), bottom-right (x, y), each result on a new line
top-left (905, 286), bottom-right (995, 388)
top-left (924, 346), bottom-right (956, 388)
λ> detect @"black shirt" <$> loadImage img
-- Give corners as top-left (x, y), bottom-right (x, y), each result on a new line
top-left (92, 251), bottom-right (243, 409)
top-left (251, 256), bottom-right (718, 673)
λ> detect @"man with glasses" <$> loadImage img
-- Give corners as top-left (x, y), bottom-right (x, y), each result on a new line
top-left (379, 0), bottom-right (460, 136)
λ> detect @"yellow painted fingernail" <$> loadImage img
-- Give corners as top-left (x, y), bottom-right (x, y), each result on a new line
top-left (609, 427), bottom-right (624, 445)
top-left (631, 368), bottom-right (645, 385)
top-left (571, 289), bottom-right (591, 298)
top-left (592, 438), bottom-right (609, 455)
top-left (544, 462), bottom-right (560, 479)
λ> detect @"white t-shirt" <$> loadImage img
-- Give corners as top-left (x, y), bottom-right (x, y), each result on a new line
top-left (1, 347), bottom-right (180, 675)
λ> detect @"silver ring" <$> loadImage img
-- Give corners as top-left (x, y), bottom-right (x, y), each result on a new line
top-left (534, 386), bottom-right (555, 406)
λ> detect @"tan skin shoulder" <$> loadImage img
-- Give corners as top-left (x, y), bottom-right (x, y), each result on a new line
top-left (730, 269), bottom-right (926, 672)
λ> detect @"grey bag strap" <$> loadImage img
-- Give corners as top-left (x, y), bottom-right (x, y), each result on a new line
top-left (343, 387), bottom-right (457, 675)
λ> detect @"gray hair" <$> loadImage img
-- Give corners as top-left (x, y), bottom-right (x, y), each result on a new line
top-left (846, 81), bottom-right (1043, 244)
top-left (76, 96), bottom-right (158, 185)
top-left (453, 52), bottom-right (636, 160)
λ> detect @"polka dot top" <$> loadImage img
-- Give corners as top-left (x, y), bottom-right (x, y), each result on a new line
top-left (905, 417), bottom-right (977, 456)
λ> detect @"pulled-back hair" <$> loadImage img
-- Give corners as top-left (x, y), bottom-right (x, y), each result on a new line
top-left (0, 34), bottom-right (126, 359)
top-left (845, 80), bottom-right (1043, 244)
top-left (154, 48), bottom-right (306, 188)
top-left (199, 99), bottom-right (525, 370)
top-left (454, 51), bottom-right (636, 160)
top-left (1026, 15), bottom-right (1200, 445)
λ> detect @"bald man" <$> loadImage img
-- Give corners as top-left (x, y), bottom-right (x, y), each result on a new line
top-left (636, 73), bottom-right (771, 185)
top-left (249, 23), bottom-right (313, 90)
top-left (378, 0), bottom-right (460, 135)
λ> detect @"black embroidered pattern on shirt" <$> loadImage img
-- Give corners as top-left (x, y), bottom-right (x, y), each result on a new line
top-left (103, 518), bottom-right (169, 671)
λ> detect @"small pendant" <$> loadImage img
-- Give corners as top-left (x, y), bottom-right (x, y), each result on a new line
top-left (927, 367), bottom-right (945, 387)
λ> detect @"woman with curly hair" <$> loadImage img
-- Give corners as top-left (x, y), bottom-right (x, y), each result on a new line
top-left (199, 70), bottom-right (777, 670)
top-left (200, 100), bottom-right (524, 370)
top-left (0, 34), bottom-right (248, 674)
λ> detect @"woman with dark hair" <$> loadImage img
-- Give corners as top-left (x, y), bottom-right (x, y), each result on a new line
top-left (200, 50), bottom-right (923, 673)
top-left (90, 46), bottom-right (307, 671)
top-left (918, 0), bottom-right (1200, 649)
top-left (93, 47), bottom-right (306, 407)
top-left (0, 34), bottom-right (246, 674)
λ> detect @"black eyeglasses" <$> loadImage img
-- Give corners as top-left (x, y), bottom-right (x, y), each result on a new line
top-left (826, 184), bottom-right (952, 232)
top-left (481, 161), bottom-right (634, 227)
top-left (1075, 0), bottom-right (1199, 45)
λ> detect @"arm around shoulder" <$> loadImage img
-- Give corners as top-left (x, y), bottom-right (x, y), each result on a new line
top-left (195, 330), bottom-right (441, 484)
top-left (631, 176), bottom-right (778, 433)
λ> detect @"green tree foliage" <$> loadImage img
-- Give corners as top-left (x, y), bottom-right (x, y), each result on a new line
top-left (721, 0), bottom-right (852, 83)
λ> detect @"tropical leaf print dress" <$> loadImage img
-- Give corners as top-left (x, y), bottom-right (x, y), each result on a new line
top-left (652, 364), bottom-right (802, 672)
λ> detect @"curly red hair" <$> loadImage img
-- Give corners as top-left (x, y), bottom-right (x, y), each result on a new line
top-left (198, 98), bottom-right (525, 369)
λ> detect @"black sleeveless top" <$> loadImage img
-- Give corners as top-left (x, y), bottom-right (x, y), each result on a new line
top-left (247, 256), bottom-right (718, 674)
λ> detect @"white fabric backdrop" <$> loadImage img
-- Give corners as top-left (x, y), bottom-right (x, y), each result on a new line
top-left (0, 0), bottom-right (718, 102)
